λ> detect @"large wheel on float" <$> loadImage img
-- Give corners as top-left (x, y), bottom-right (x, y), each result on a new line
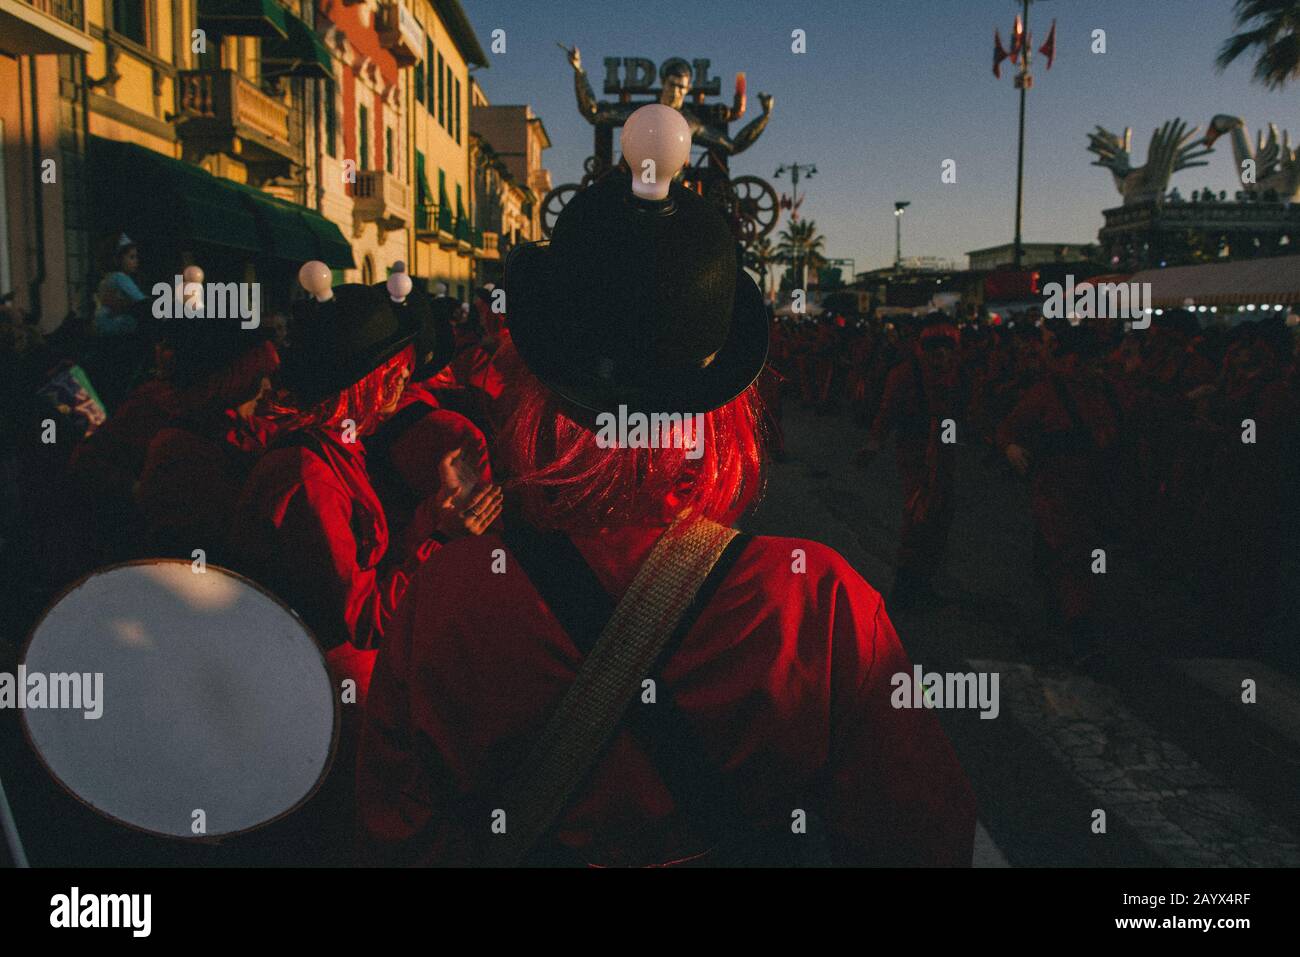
top-left (731, 176), bottom-right (779, 240)
top-left (541, 184), bottom-right (581, 239)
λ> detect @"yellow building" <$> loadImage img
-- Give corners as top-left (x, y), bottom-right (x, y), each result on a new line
top-left (406, 0), bottom-right (484, 302)
top-left (3, 0), bottom-right (355, 325)
top-left (1, 0), bottom-right (95, 327)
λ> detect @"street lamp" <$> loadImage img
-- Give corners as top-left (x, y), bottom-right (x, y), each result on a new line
top-left (894, 201), bottom-right (910, 268)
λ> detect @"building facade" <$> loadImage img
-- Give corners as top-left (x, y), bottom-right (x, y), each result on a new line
top-left (1, 0), bottom-right (95, 328)
top-left (406, 0), bottom-right (484, 302)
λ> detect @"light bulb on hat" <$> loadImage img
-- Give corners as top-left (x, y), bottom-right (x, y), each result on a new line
top-left (180, 264), bottom-right (204, 315)
top-left (387, 270), bottom-right (413, 304)
top-left (299, 260), bottom-right (334, 302)
top-left (622, 104), bottom-right (691, 201)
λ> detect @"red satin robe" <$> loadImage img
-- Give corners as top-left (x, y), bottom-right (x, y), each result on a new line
top-left (357, 526), bottom-right (977, 866)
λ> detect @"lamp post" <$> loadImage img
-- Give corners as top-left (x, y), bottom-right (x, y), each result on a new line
top-left (776, 162), bottom-right (817, 288)
top-left (996, 0), bottom-right (1055, 271)
top-left (894, 201), bottom-right (910, 268)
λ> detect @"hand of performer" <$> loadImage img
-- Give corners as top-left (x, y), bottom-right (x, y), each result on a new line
top-left (758, 92), bottom-right (774, 114)
top-left (1004, 443), bottom-right (1030, 476)
top-left (566, 45), bottom-right (581, 71)
top-left (430, 447), bottom-right (504, 539)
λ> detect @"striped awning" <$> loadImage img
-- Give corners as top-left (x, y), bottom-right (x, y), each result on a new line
top-left (1130, 256), bottom-right (1300, 308)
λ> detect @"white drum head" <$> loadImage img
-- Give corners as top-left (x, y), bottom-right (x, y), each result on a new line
top-left (21, 561), bottom-right (338, 840)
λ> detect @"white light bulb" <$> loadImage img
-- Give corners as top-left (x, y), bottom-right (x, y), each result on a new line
top-left (182, 264), bottom-right (204, 286)
top-left (621, 104), bottom-right (691, 201)
top-left (299, 260), bottom-right (333, 302)
top-left (387, 271), bottom-right (413, 303)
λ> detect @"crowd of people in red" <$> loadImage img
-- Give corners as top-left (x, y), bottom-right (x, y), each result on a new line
top-left (0, 165), bottom-right (979, 867)
top-left (767, 306), bottom-right (1300, 662)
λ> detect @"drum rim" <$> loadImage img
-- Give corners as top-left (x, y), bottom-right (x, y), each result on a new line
top-left (18, 557), bottom-right (342, 844)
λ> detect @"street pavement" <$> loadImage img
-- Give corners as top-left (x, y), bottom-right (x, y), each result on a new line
top-left (741, 400), bottom-right (1300, 867)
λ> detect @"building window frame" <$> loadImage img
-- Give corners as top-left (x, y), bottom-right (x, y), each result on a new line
top-left (107, 0), bottom-right (151, 51)
top-left (436, 51), bottom-right (445, 127)
top-left (358, 103), bottom-right (370, 171)
top-left (323, 77), bottom-right (337, 158)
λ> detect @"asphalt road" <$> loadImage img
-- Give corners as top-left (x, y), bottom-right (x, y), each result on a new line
top-left (742, 400), bottom-right (1300, 867)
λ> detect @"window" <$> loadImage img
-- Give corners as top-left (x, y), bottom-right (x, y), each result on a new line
top-left (414, 40), bottom-right (426, 104)
top-left (385, 128), bottom-right (394, 174)
top-left (437, 52), bottom-right (445, 127)
top-left (425, 39), bottom-right (434, 108)
top-left (358, 104), bottom-right (369, 171)
top-left (454, 77), bottom-right (461, 143)
top-left (111, 0), bottom-right (147, 46)
top-left (456, 183), bottom-right (462, 217)
top-left (438, 168), bottom-right (446, 205)
top-left (323, 79), bottom-right (337, 158)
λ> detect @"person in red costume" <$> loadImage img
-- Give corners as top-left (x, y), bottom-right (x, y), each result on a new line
top-left (137, 318), bottom-right (280, 562)
top-left (232, 280), bottom-right (503, 706)
top-left (857, 314), bottom-right (967, 612)
top-left (357, 161), bottom-right (975, 867)
top-left (996, 322), bottom-right (1135, 663)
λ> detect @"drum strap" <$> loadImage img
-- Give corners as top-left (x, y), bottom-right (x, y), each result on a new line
top-left (485, 517), bottom-right (748, 868)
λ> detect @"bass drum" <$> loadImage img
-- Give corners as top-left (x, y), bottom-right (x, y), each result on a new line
top-left (19, 560), bottom-right (339, 864)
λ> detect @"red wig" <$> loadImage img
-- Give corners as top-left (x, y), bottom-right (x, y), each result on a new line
top-left (269, 345), bottom-right (415, 438)
top-left (494, 343), bottom-right (765, 531)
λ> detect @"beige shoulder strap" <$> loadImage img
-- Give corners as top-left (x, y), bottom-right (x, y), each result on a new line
top-left (484, 518), bottom-right (739, 867)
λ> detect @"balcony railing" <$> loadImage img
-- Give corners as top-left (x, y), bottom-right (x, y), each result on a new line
top-left (23, 0), bottom-right (83, 30)
top-left (353, 169), bottom-right (411, 227)
top-left (415, 203), bottom-right (438, 235)
top-left (474, 230), bottom-right (499, 260)
top-left (176, 69), bottom-right (292, 160)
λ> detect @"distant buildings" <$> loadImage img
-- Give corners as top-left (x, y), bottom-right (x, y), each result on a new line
top-left (0, 0), bottom-right (551, 329)
top-left (966, 243), bottom-right (1096, 272)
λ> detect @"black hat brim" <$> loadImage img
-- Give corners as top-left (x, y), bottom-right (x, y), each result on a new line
top-left (506, 242), bottom-right (769, 417)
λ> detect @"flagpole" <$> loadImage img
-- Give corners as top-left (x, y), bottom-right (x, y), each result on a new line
top-left (1013, 0), bottom-right (1030, 271)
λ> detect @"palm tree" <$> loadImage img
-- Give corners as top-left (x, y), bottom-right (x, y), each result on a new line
top-left (777, 219), bottom-right (828, 291)
top-left (1216, 0), bottom-right (1300, 90)
top-left (748, 237), bottom-right (779, 301)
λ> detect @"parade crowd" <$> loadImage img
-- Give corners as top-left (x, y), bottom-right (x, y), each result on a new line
top-left (0, 171), bottom-right (981, 867)
top-left (766, 305), bottom-right (1300, 661)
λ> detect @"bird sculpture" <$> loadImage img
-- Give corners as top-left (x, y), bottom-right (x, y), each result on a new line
top-left (1205, 115), bottom-right (1300, 202)
top-left (1087, 118), bottom-right (1214, 206)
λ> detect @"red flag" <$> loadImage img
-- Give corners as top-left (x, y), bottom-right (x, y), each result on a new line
top-left (993, 28), bottom-right (1010, 78)
top-left (1009, 14), bottom-right (1024, 59)
top-left (1039, 20), bottom-right (1057, 69)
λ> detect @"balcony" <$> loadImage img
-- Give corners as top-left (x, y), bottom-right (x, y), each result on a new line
top-left (454, 215), bottom-right (472, 252)
top-left (352, 169), bottom-right (410, 233)
top-left (474, 230), bottom-right (499, 260)
top-left (175, 69), bottom-right (295, 175)
top-left (375, 2), bottom-right (422, 68)
top-left (0, 0), bottom-right (94, 54)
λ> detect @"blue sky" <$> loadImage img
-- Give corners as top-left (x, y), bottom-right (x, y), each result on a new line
top-left (461, 0), bottom-right (1300, 271)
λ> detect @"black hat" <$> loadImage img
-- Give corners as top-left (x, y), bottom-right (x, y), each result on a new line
top-left (372, 281), bottom-right (455, 379)
top-left (504, 169), bottom-right (768, 416)
top-left (170, 317), bottom-right (275, 390)
top-left (281, 283), bottom-right (417, 405)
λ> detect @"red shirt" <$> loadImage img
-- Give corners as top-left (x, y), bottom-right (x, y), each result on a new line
top-left (357, 525), bottom-right (976, 866)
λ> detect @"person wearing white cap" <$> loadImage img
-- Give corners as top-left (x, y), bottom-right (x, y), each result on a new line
top-left (93, 234), bottom-right (147, 336)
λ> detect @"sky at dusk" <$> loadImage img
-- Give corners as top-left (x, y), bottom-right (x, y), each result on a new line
top-left (459, 0), bottom-right (1300, 274)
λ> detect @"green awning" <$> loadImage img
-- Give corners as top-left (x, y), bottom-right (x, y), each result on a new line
top-left (300, 210), bottom-right (355, 269)
top-left (263, 14), bottom-right (332, 80)
top-left (88, 136), bottom-right (261, 255)
top-left (232, 184), bottom-right (354, 269)
top-left (197, 0), bottom-right (289, 39)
